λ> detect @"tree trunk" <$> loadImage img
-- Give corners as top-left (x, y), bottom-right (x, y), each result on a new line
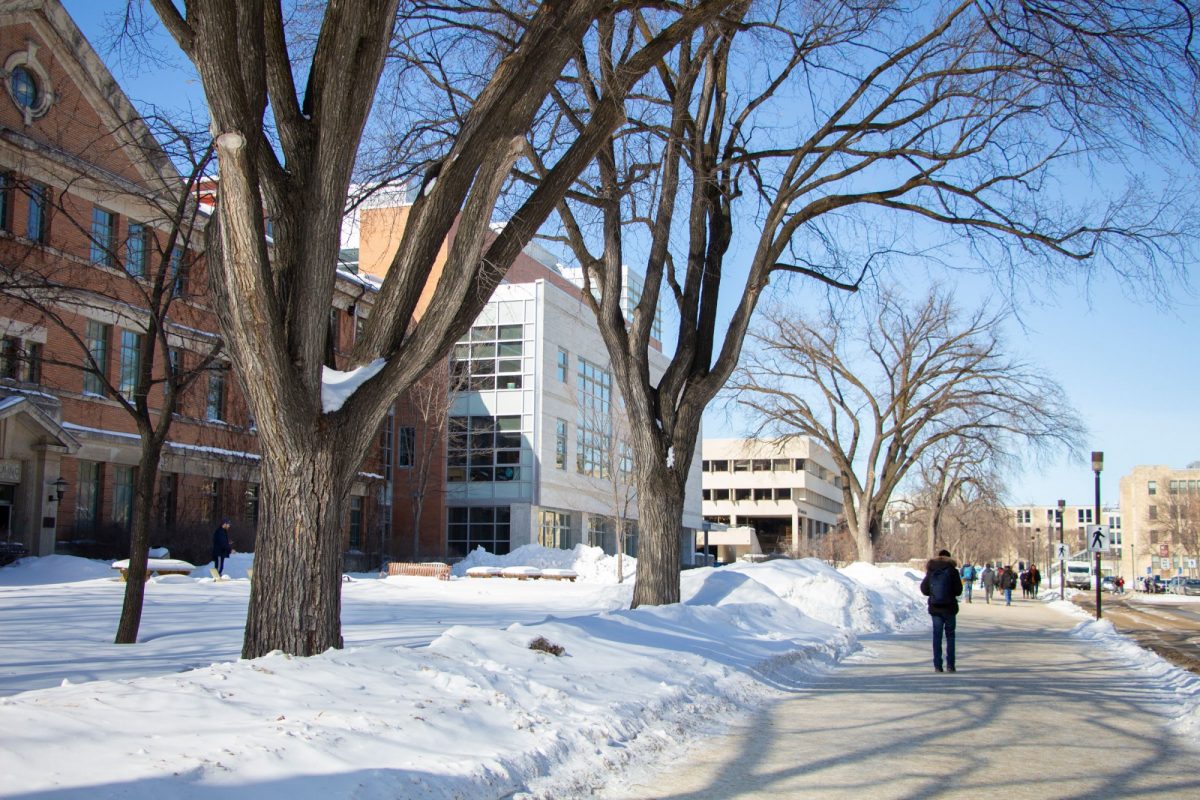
top-left (853, 506), bottom-right (876, 564)
top-left (242, 444), bottom-right (350, 658)
top-left (114, 438), bottom-right (167, 644)
top-left (411, 493), bottom-right (424, 561)
top-left (616, 518), bottom-right (625, 584)
top-left (631, 466), bottom-right (685, 607)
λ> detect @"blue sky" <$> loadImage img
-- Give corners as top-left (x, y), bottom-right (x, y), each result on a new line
top-left (63, 1), bottom-right (1199, 509)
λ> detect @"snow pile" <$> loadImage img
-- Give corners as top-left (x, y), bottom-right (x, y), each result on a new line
top-left (321, 358), bottom-right (386, 412)
top-left (452, 543), bottom-right (634, 584)
top-left (189, 551), bottom-right (255, 581)
top-left (0, 554), bottom-right (113, 585)
top-left (0, 559), bottom-right (855, 799)
top-left (1064, 613), bottom-right (1200, 743)
top-left (716, 558), bottom-right (925, 633)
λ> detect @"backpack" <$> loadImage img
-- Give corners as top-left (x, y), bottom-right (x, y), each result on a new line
top-left (962, 564), bottom-right (976, 581)
top-left (929, 567), bottom-right (957, 605)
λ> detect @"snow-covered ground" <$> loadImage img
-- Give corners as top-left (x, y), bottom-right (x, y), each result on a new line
top-left (0, 548), bottom-right (1190, 798)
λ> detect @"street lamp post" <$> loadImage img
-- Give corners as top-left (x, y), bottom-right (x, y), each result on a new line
top-left (1093, 451), bottom-right (1103, 620)
top-left (1058, 498), bottom-right (1066, 601)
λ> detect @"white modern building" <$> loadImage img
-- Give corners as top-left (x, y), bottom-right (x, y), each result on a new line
top-left (700, 438), bottom-right (843, 561)
top-left (446, 255), bottom-right (704, 559)
top-left (343, 193), bottom-right (703, 560)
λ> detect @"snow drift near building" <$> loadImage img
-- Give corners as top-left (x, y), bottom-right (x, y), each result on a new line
top-left (0, 552), bottom-right (924, 799)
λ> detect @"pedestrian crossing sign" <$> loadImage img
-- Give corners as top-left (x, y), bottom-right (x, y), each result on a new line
top-left (1054, 543), bottom-right (1070, 561)
top-left (1086, 525), bottom-right (1110, 553)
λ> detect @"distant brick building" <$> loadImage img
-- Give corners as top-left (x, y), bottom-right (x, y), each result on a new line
top-left (0, 0), bottom-right (388, 566)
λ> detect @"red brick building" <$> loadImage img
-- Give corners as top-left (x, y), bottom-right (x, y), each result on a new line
top-left (0, 0), bottom-right (390, 567)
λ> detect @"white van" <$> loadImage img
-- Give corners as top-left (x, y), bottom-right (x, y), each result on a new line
top-left (1065, 562), bottom-right (1093, 589)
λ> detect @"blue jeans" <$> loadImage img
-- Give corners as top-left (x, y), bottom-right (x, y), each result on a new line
top-left (1004, 588), bottom-right (1013, 605)
top-left (931, 613), bottom-right (956, 670)
top-left (963, 582), bottom-right (973, 602)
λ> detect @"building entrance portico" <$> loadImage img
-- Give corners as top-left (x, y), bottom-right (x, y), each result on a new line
top-left (0, 393), bottom-right (79, 558)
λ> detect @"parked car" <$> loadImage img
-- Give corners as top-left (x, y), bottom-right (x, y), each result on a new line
top-left (1167, 576), bottom-right (1187, 595)
top-left (1149, 576), bottom-right (1168, 594)
top-left (1100, 575), bottom-right (1118, 592)
top-left (1180, 578), bottom-right (1200, 597)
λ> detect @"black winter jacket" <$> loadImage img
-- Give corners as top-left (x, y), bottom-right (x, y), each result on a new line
top-left (920, 556), bottom-right (963, 615)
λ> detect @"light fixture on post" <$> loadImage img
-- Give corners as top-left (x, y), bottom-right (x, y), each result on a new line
top-left (47, 476), bottom-right (67, 504)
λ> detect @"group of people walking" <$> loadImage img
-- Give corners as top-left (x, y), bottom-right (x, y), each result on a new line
top-left (955, 561), bottom-right (1039, 606)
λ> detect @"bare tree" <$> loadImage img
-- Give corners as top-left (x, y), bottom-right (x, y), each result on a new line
top-left (531, 1), bottom-right (1198, 605)
top-left (585, 390), bottom-right (637, 582)
top-left (1152, 486), bottom-right (1200, 569)
top-left (144, 1), bottom-right (734, 656)
top-left (401, 364), bottom-right (455, 561)
top-left (890, 452), bottom-right (1011, 564)
top-left (0, 117), bottom-right (222, 643)
top-left (913, 437), bottom-right (1006, 555)
top-left (733, 290), bottom-right (1084, 562)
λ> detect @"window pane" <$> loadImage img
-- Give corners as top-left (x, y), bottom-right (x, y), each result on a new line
top-left (90, 207), bottom-right (115, 266)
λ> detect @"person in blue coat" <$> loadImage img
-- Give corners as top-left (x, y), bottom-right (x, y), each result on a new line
top-left (960, 562), bottom-right (976, 603)
top-left (212, 519), bottom-right (232, 577)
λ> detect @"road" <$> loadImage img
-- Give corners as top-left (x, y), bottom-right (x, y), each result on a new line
top-left (606, 598), bottom-right (1200, 800)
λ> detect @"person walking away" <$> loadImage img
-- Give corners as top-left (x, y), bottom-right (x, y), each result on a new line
top-left (999, 565), bottom-right (1017, 605)
top-left (960, 562), bottom-right (976, 603)
top-left (920, 549), bottom-right (964, 673)
top-left (212, 519), bottom-right (233, 578)
top-left (980, 563), bottom-right (997, 604)
top-left (1030, 564), bottom-right (1041, 598)
top-left (1020, 567), bottom-right (1031, 598)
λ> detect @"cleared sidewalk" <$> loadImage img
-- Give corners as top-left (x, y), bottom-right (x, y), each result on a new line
top-left (611, 597), bottom-right (1200, 799)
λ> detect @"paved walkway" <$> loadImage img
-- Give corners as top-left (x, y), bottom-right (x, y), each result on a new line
top-left (609, 598), bottom-right (1200, 799)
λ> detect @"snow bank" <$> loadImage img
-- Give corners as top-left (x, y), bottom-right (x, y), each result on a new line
top-left (713, 557), bottom-right (925, 633)
top-left (452, 543), bottom-right (634, 584)
top-left (0, 559), bottom-right (857, 800)
top-left (1065, 614), bottom-right (1200, 744)
top-left (0, 554), bottom-right (113, 585)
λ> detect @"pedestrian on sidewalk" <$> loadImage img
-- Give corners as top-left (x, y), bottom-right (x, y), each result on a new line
top-left (920, 549), bottom-right (963, 673)
top-left (1030, 564), bottom-right (1041, 598)
top-left (961, 562), bottom-right (976, 603)
top-left (212, 518), bottom-right (232, 578)
top-left (980, 563), bottom-right (996, 604)
top-left (999, 565), bottom-right (1017, 605)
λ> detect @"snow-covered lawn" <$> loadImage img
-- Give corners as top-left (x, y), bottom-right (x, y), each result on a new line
top-left (0, 547), bottom-right (926, 798)
top-left (1, 547), bottom-right (1190, 798)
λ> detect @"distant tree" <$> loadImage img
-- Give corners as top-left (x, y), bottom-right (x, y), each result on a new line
top-left (0, 117), bottom-right (221, 643)
top-left (913, 437), bottom-right (1006, 556)
top-left (733, 291), bottom-right (1084, 563)
top-left (403, 365), bottom-right (455, 561)
top-left (1152, 486), bottom-right (1200, 567)
top-left (532, 0), bottom-right (1198, 605)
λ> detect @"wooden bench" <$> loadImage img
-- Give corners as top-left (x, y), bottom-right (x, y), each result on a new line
top-left (386, 562), bottom-right (451, 581)
top-left (111, 558), bottom-right (196, 582)
top-left (541, 568), bottom-right (578, 582)
top-left (500, 566), bottom-right (542, 581)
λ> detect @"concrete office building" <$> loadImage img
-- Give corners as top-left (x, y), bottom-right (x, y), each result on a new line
top-left (700, 437), bottom-right (843, 561)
